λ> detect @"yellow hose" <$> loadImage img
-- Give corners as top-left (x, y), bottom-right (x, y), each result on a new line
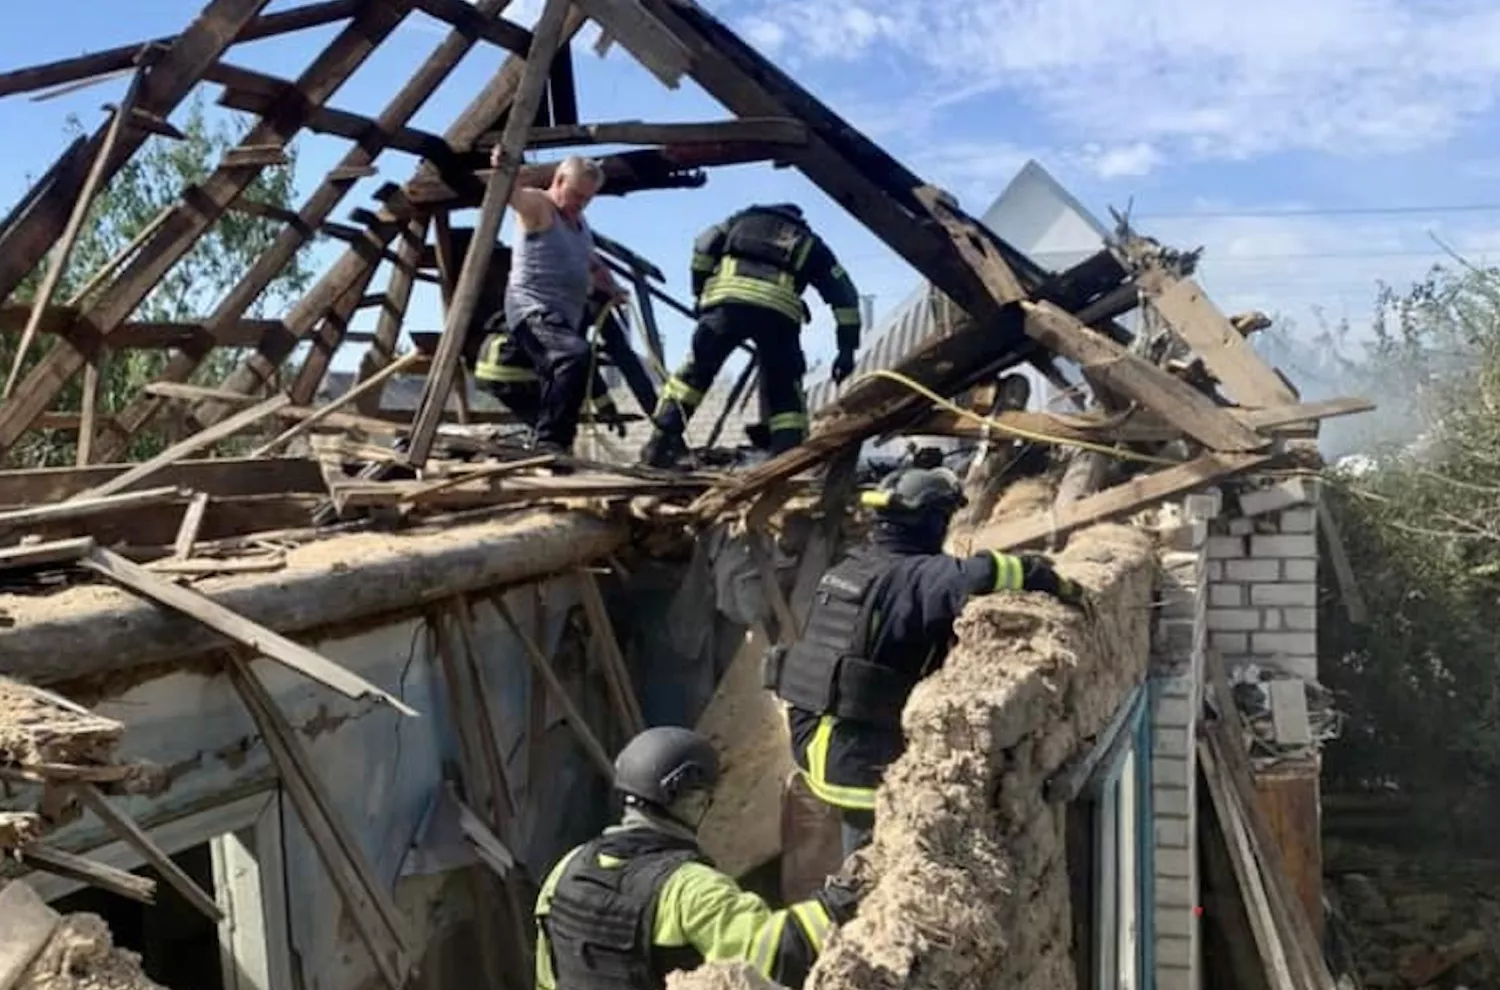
top-left (847, 367), bottom-right (1180, 467)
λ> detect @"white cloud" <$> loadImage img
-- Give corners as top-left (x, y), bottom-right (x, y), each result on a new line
top-left (1077, 142), bottom-right (1162, 179)
top-left (729, 0), bottom-right (1500, 163)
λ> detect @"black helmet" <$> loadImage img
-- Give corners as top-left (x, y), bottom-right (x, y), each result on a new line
top-left (613, 727), bottom-right (720, 808)
top-left (860, 465), bottom-right (968, 517)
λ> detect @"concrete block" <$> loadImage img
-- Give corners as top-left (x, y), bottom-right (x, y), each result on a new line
top-left (1205, 560), bottom-right (1223, 581)
top-left (1156, 617), bottom-right (1197, 655)
top-left (1207, 536), bottom-right (1246, 559)
top-left (1158, 584), bottom-right (1199, 620)
top-left (1156, 876), bottom-right (1194, 910)
top-left (1184, 490), bottom-right (1223, 522)
top-left (1153, 755), bottom-right (1191, 788)
top-left (1251, 534), bottom-right (1318, 559)
top-left (1280, 507), bottom-right (1317, 533)
top-left (1156, 966), bottom-right (1194, 990)
top-left (1155, 676), bottom-right (1195, 699)
top-left (1156, 904), bottom-right (1196, 937)
top-left (1262, 608), bottom-right (1282, 630)
top-left (1156, 816), bottom-right (1190, 848)
top-left (1227, 517), bottom-right (1254, 536)
top-left (1250, 582), bottom-right (1318, 607)
top-left (1210, 631), bottom-right (1248, 654)
top-left (1154, 782), bottom-right (1191, 818)
top-left (1156, 846), bottom-right (1193, 878)
top-left (1156, 934), bottom-right (1193, 967)
top-left (1252, 631), bottom-right (1318, 656)
top-left (1283, 607), bottom-right (1317, 630)
top-left (1155, 726), bottom-right (1191, 758)
top-left (1224, 559), bottom-right (1280, 582)
top-left (1283, 559), bottom-right (1317, 581)
top-left (1153, 695), bottom-right (1194, 727)
top-left (1207, 608), bottom-right (1261, 631)
top-left (1209, 584), bottom-right (1243, 607)
top-left (1163, 519), bottom-right (1209, 551)
top-left (1263, 655), bottom-right (1318, 680)
top-left (1239, 477), bottom-right (1313, 517)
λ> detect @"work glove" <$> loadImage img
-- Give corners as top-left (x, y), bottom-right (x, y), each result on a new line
top-left (831, 349), bottom-right (857, 385)
top-left (816, 857), bottom-right (873, 925)
top-left (1018, 553), bottom-right (1087, 608)
top-left (595, 403), bottom-right (628, 439)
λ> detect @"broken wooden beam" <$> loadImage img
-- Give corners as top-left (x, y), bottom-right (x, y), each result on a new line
top-left (172, 491), bottom-right (212, 560)
top-left (409, 0), bottom-right (533, 55)
top-left (0, 486), bottom-right (184, 532)
top-left (0, 537), bottom-right (96, 572)
top-left (1021, 300), bottom-right (1269, 452)
top-left (20, 843), bottom-right (156, 905)
top-left (404, 0), bottom-right (573, 466)
top-left (518, 117), bottom-right (806, 149)
top-left (75, 784), bottom-right (223, 922)
top-left (570, 0), bottom-right (691, 87)
top-left (256, 351), bottom-right (423, 457)
top-left (574, 570), bottom-right (646, 736)
top-left (80, 546), bottom-right (419, 716)
top-left (972, 452), bottom-right (1272, 552)
top-left (221, 144), bottom-right (291, 168)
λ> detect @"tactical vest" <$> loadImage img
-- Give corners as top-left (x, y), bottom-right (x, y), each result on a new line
top-left (764, 549), bottom-right (916, 728)
top-left (545, 829), bottom-right (708, 990)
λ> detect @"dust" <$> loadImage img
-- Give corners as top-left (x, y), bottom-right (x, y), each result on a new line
top-left (14, 915), bottom-right (163, 990)
top-left (0, 677), bottom-right (121, 768)
top-left (674, 523), bottom-right (1156, 990)
top-left (667, 962), bottom-right (778, 990)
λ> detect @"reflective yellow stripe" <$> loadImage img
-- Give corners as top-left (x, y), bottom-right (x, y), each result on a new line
top-left (474, 363), bottom-right (539, 384)
top-left (691, 251), bottom-right (718, 273)
top-left (768, 411), bottom-right (808, 432)
top-left (803, 715), bottom-right (876, 811)
top-left (790, 901), bottom-right (832, 954)
top-left (831, 263), bottom-right (849, 281)
top-left (990, 552), bottom-right (1024, 591)
top-left (832, 306), bottom-right (862, 327)
top-left (701, 259), bottom-right (803, 322)
top-left (791, 236), bottom-right (814, 272)
top-left (749, 910), bottom-right (789, 977)
top-left (662, 377), bottom-right (703, 405)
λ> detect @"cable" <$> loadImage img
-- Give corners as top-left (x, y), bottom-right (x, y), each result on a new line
top-left (848, 367), bottom-right (1180, 466)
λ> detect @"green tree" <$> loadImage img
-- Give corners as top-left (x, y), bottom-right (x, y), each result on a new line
top-left (1317, 261), bottom-right (1500, 809)
top-left (3, 95), bottom-right (314, 467)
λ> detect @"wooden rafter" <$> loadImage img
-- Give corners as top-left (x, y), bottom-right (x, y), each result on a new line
top-left (0, 0), bottom-right (414, 457)
top-left (519, 116), bottom-right (808, 149)
top-left (355, 216), bottom-right (428, 410)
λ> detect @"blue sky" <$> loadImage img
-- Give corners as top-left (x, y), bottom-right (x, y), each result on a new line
top-left (5, 0), bottom-right (1500, 382)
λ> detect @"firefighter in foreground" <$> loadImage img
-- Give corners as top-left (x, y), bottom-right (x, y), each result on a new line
top-left (640, 203), bottom-right (863, 467)
top-left (764, 456), bottom-right (1087, 855)
top-left (535, 726), bottom-right (863, 990)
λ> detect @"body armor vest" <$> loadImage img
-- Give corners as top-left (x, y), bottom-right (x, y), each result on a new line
top-left (764, 549), bottom-right (916, 728)
top-left (722, 208), bottom-right (811, 284)
top-left (546, 829), bottom-right (707, 990)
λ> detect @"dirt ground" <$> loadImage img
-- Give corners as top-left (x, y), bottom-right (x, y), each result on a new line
top-left (672, 522), bottom-right (1156, 990)
top-left (14, 915), bottom-right (162, 990)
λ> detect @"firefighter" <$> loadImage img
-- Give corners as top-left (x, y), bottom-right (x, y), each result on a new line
top-left (474, 290), bottom-right (628, 438)
top-left (763, 457), bottom-right (1087, 856)
top-left (534, 726), bottom-right (864, 990)
top-left (640, 203), bottom-right (863, 467)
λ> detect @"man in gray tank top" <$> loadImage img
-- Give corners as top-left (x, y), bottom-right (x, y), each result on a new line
top-left (499, 149), bottom-right (622, 457)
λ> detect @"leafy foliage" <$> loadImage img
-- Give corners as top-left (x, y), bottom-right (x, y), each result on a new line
top-left (2, 97), bottom-right (313, 467)
top-left (1315, 262), bottom-right (1500, 797)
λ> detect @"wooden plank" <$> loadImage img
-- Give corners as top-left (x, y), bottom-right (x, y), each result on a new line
top-left (172, 492), bottom-right (212, 560)
top-left (426, 607), bottom-right (499, 823)
top-left (1022, 300), bottom-right (1269, 452)
top-left (547, 40), bottom-right (579, 125)
top-left (355, 218), bottom-right (427, 411)
top-left (20, 843), bottom-right (157, 904)
top-left (81, 546), bottom-right (419, 716)
top-left (1316, 500), bottom-right (1368, 624)
top-left (0, 486), bottom-right (183, 531)
top-left (0, 0), bottom-right (276, 311)
top-left (1252, 763), bottom-right (1323, 942)
top-left (0, 537), bottom-right (95, 571)
top-left (0, 458), bottom-right (324, 506)
top-left (222, 145), bottom-right (291, 168)
top-left (912, 184), bottom-right (1026, 309)
top-left (77, 394), bottom-right (291, 500)
top-left (409, 0), bottom-right (533, 54)
top-left (5, 74), bottom-right (139, 400)
top-left (573, 570), bottom-right (646, 736)
top-left (1143, 272), bottom-right (1299, 408)
top-left (404, 0), bottom-right (573, 466)
top-left (0, 881), bottom-right (59, 990)
top-left (0, 1), bottom-right (360, 100)
top-left (569, 0), bottom-right (691, 87)
top-left (76, 355), bottom-right (101, 465)
top-left (287, 261), bottom-right (381, 407)
top-left (0, 0), bottom-right (409, 456)
top-left (202, 3), bottom-right (589, 427)
top-left (263, 351), bottom-right (424, 457)
top-left (75, 784), bottom-right (223, 922)
top-left (973, 452), bottom-right (1272, 552)
top-left (448, 599), bottom-right (519, 825)
top-left (399, 456), bottom-right (555, 504)
top-left (0, 304), bottom-right (298, 351)
top-left (431, 210), bottom-right (458, 308)
top-left (523, 116), bottom-right (806, 148)
top-left (492, 596), bottom-right (614, 779)
top-left (226, 655), bottom-right (411, 990)
top-left (452, 792), bottom-right (518, 876)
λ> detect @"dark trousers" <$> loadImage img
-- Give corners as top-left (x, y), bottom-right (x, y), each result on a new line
top-left (476, 380), bottom-right (542, 425)
top-left (653, 302), bottom-right (807, 453)
top-left (509, 308), bottom-right (589, 448)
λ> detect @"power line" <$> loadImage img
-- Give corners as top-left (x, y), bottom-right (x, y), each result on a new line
top-left (1137, 203), bottom-right (1500, 219)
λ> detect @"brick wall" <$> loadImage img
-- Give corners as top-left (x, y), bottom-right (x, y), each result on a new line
top-left (1204, 478), bottom-right (1319, 681)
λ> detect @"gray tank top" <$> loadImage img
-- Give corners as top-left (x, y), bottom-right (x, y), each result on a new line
top-left (504, 207), bottom-right (594, 331)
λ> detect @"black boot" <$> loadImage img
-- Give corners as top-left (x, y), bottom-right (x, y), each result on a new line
top-left (526, 437), bottom-right (575, 475)
top-left (640, 430), bottom-right (687, 469)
